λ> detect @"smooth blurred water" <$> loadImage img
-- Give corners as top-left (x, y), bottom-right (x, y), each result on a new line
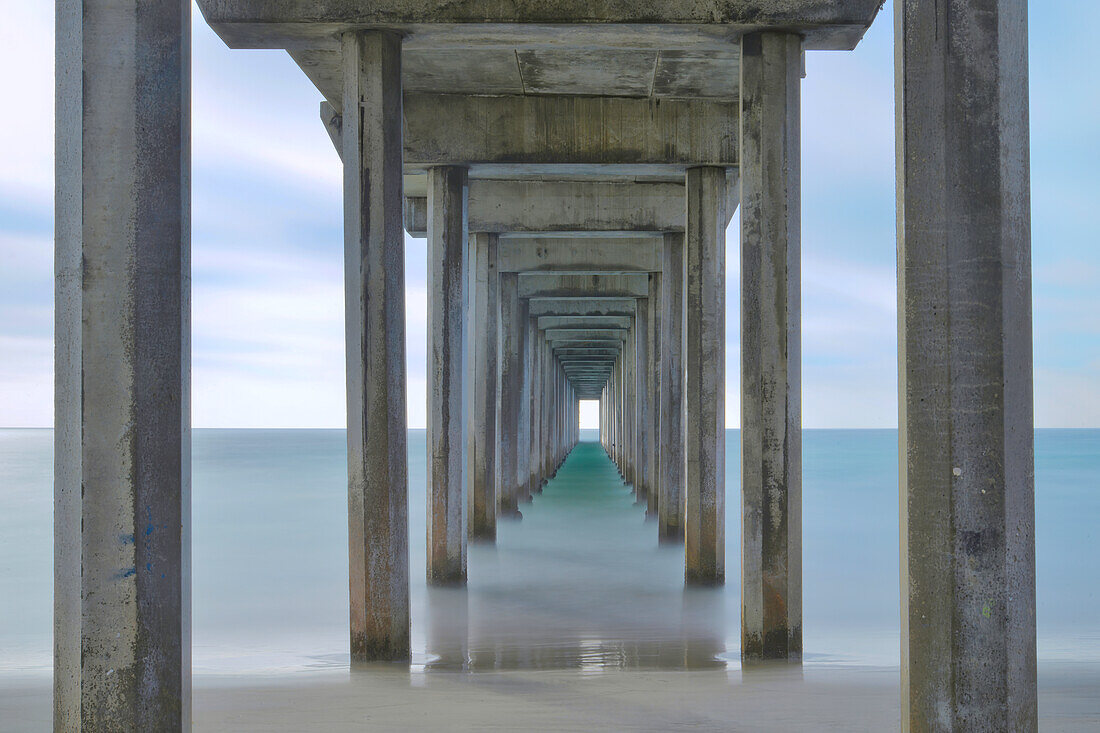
top-left (0, 428), bottom-right (1096, 679)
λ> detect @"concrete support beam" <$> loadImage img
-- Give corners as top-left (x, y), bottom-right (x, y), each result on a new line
top-left (498, 237), bottom-right (663, 273)
top-left (624, 324), bottom-right (637, 489)
top-left (405, 180), bottom-right (684, 236)
top-left (405, 94), bottom-right (738, 168)
top-left (55, 0), bottom-right (191, 725)
top-left (684, 166), bottom-right (726, 586)
top-left (198, 1), bottom-right (884, 52)
top-left (526, 314), bottom-right (542, 497)
top-left (659, 233), bottom-right (686, 542)
top-left (646, 272), bottom-right (662, 518)
top-left (427, 166), bottom-right (470, 585)
top-left (739, 31), bottom-right (802, 661)
top-left (342, 31), bottom-right (409, 660)
top-left (544, 328), bottom-right (628, 342)
top-left (528, 297), bottom-right (635, 317)
top-left (468, 233), bottom-right (498, 542)
top-left (635, 296), bottom-right (652, 503)
top-left (519, 273), bottom-right (649, 299)
top-left (538, 316), bottom-right (632, 330)
top-left (498, 273), bottom-right (523, 517)
top-left (897, 1), bottom-right (1036, 728)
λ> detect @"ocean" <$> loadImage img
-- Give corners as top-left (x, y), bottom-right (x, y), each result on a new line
top-left (0, 428), bottom-right (1097, 681)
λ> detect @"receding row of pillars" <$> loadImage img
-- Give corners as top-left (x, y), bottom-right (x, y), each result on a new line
top-left (55, 2), bottom-right (1036, 729)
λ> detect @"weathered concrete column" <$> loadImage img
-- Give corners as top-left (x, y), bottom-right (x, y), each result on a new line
top-left (646, 273), bottom-right (662, 518)
top-left (684, 166), bottom-right (726, 585)
top-left (468, 233), bottom-right (498, 541)
top-left (897, 1), bottom-right (1036, 729)
top-left (659, 233), bottom-right (686, 542)
top-left (526, 314), bottom-right (541, 497)
top-left (518, 300), bottom-right (533, 501)
top-left (427, 166), bottom-right (469, 585)
top-left (342, 31), bottom-right (409, 659)
top-left (635, 297), bottom-right (651, 503)
top-left (497, 273), bottom-right (523, 518)
top-left (625, 324), bottom-right (638, 490)
top-left (740, 31), bottom-right (802, 659)
top-left (55, 0), bottom-right (191, 726)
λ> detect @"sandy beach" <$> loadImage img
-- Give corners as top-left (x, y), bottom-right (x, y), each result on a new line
top-left (3, 662), bottom-right (1099, 731)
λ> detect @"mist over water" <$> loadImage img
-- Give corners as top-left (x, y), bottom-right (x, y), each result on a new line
top-left (0, 428), bottom-right (1097, 679)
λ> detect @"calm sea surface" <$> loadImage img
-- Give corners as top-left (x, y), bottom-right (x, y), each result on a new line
top-left (0, 428), bottom-right (1096, 679)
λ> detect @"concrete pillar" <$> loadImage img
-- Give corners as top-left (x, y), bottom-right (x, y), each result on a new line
top-left (341, 31), bottom-right (409, 660)
top-left (647, 273), bottom-right (662, 519)
top-left (659, 233), bottom-right (686, 542)
top-left (427, 166), bottom-right (469, 585)
top-left (635, 298), bottom-right (651, 504)
top-left (497, 273), bottom-right (522, 518)
top-left (468, 233), bottom-right (498, 541)
top-left (897, 1), bottom-right (1036, 728)
top-left (739, 31), bottom-right (802, 660)
top-left (624, 325), bottom-right (637, 489)
top-left (525, 315), bottom-right (540, 498)
top-left (518, 300), bottom-right (533, 501)
top-left (684, 166), bottom-right (726, 585)
top-left (55, 0), bottom-right (191, 725)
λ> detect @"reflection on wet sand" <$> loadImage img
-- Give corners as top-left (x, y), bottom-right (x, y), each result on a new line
top-left (421, 443), bottom-right (728, 672)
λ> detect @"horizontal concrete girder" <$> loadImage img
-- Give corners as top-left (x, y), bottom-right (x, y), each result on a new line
top-left (554, 348), bottom-right (621, 357)
top-left (321, 95), bottom-right (737, 169)
top-left (538, 315), bottom-right (632, 330)
top-left (519, 273), bottom-right (649, 299)
top-left (528, 298), bottom-right (636, 317)
top-left (198, 1), bottom-right (882, 52)
top-left (405, 180), bottom-right (684, 236)
top-left (549, 339), bottom-right (625, 349)
top-left (544, 328), bottom-right (628, 342)
top-left (498, 237), bottom-right (662, 273)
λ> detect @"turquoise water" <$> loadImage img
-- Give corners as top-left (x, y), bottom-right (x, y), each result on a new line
top-left (0, 428), bottom-right (1097, 678)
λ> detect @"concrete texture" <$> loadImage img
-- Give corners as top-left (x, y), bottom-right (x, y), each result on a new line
top-left (55, 0), bottom-right (192, 727)
top-left (468, 234), bottom-right (499, 542)
top-left (896, 0), bottom-right (1037, 729)
top-left (197, 0), bottom-right (884, 51)
top-left (497, 273), bottom-right (523, 518)
top-left (739, 32), bottom-right (803, 662)
top-left (646, 273), bottom-right (662, 518)
top-left (683, 167), bottom-right (726, 586)
top-left (658, 233), bottom-right (686, 542)
top-left (342, 31), bottom-right (410, 661)
top-left (426, 166), bottom-right (470, 587)
top-left (402, 94), bottom-right (739, 169)
top-left (498, 237), bottom-right (662, 274)
top-left (405, 180), bottom-right (684, 236)
top-left (518, 273), bottom-right (649, 300)
top-left (635, 298), bottom-right (652, 503)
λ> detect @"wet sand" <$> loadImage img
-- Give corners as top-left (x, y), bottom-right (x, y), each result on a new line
top-left (3, 664), bottom-right (1098, 731)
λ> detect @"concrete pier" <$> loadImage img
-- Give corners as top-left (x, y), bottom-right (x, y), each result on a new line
top-left (342, 31), bottom-right (410, 660)
top-left (468, 233), bottom-right (499, 541)
top-left (426, 166), bottom-right (469, 585)
top-left (57, 1), bottom-right (1040, 724)
top-left (684, 167), bottom-right (726, 585)
top-left (897, 0), bottom-right (1037, 728)
top-left (739, 31), bottom-right (803, 661)
top-left (55, 0), bottom-right (191, 726)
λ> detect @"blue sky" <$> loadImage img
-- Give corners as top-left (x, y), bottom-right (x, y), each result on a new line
top-left (0, 2), bottom-right (1096, 429)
